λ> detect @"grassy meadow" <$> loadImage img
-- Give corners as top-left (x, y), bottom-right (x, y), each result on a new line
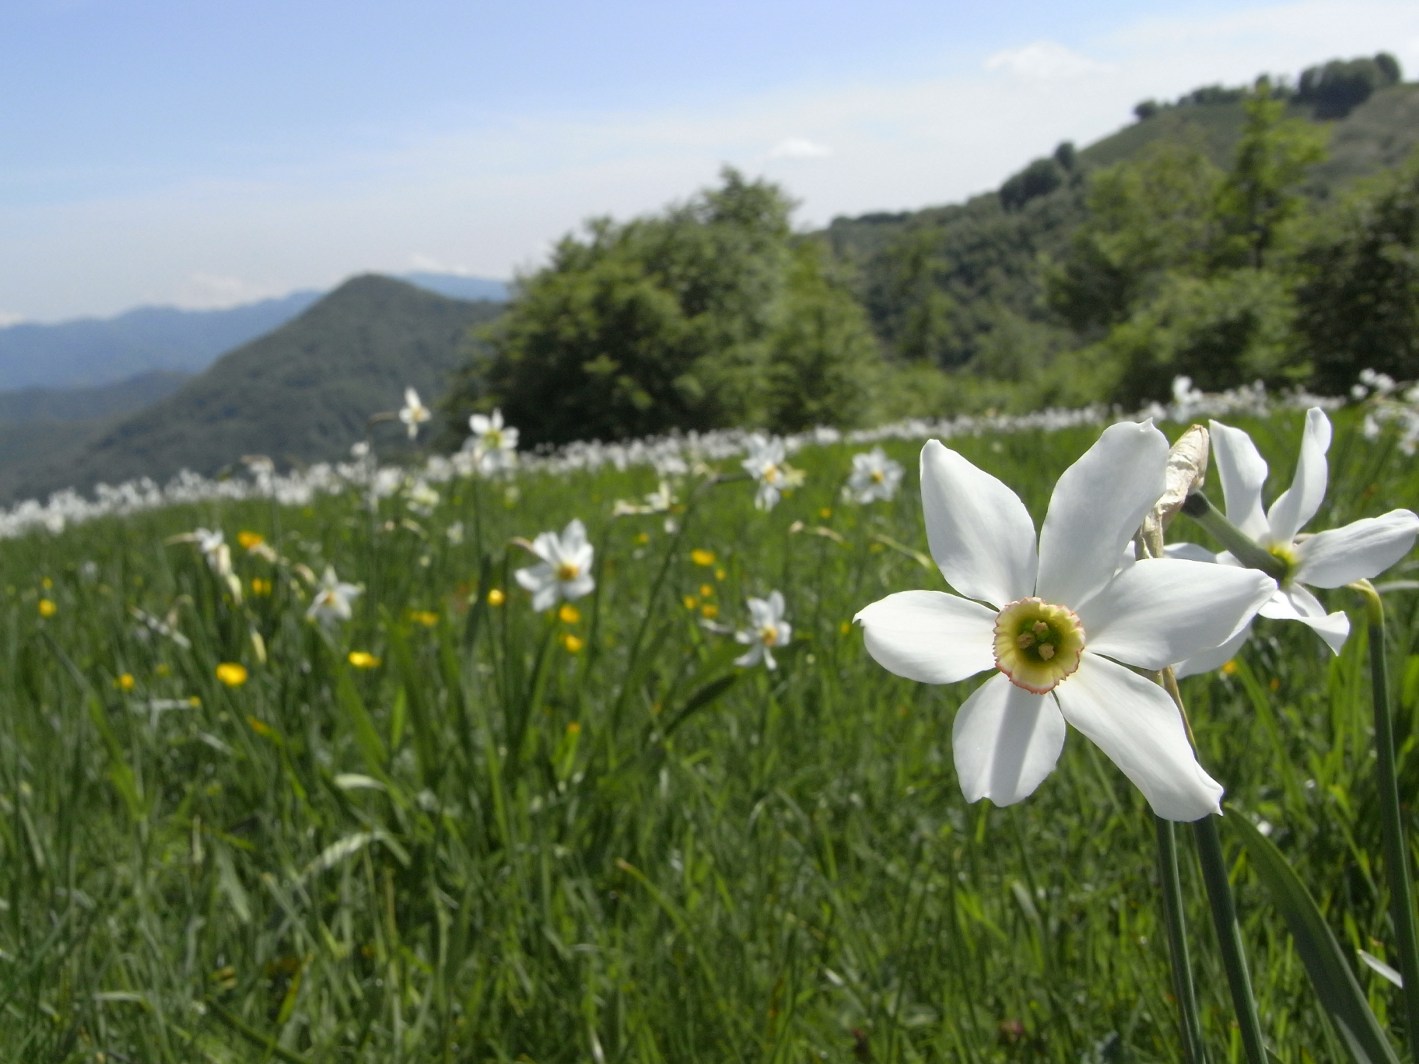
top-left (1, 398), bottom-right (1416, 1062)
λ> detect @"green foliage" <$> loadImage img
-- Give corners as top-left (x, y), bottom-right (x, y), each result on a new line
top-left (464, 169), bottom-right (884, 445)
top-left (1294, 151), bottom-right (1419, 392)
top-left (1046, 138), bottom-right (1225, 330)
top-left (762, 242), bottom-right (883, 431)
top-left (999, 156), bottom-right (1069, 211)
top-left (1, 406), bottom-right (1415, 1060)
top-left (1212, 90), bottom-right (1330, 269)
top-left (1298, 54), bottom-right (1405, 119)
top-left (1083, 269), bottom-right (1302, 407)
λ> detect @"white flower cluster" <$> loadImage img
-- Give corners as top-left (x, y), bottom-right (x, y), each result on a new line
top-left (0, 379), bottom-right (1336, 541)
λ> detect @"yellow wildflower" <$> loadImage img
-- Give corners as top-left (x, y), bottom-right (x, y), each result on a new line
top-left (407, 609), bottom-right (439, 628)
top-left (486, 587), bottom-right (506, 607)
top-left (347, 651), bottom-right (381, 669)
top-left (37, 598), bottom-right (57, 618)
top-left (690, 548), bottom-right (716, 567)
top-left (114, 673), bottom-right (136, 692)
top-left (558, 603), bottom-right (581, 624)
top-left (561, 633), bottom-right (584, 654)
top-left (215, 662), bottom-right (248, 687)
top-left (237, 531), bottom-right (265, 551)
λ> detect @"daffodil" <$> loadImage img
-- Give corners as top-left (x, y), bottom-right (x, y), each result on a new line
top-left (845, 447), bottom-right (904, 504)
top-left (855, 422), bottom-right (1276, 821)
top-left (514, 519), bottom-right (595, 611)
top-left (399, 387), bottom-right (431, 440)
top-left (735, 591), bottom-right (791, 670)
top-left (1173, 408), bottom-right (1419, 673)
top-left (742, 433), bottom-right (799, 511)
top-left (467, 408), bottom-right (519, 472)
top-left (306, 566), bottom-right (361, 626)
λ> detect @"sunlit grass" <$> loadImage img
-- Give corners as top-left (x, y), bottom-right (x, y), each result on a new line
top-left (0, 400), bottom-right (1414, 1061)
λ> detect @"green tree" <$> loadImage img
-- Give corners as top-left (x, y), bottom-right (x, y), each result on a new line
top-left (453, 169), bottom-right (884, 445)
top-left (1045, 138), bottom-right (1224, 330)
top-left (1294, 152), bottom-right (1419, 392)
top-left (764, 242), bottom-right (884, 431)
top-left (1212, 89), bottom-right (1328, 269)
top-left (874, 226), bottom-right (954, 362)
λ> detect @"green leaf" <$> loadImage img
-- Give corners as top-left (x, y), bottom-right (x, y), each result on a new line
top-left (1228, 812), bottom-right (1400, 1063)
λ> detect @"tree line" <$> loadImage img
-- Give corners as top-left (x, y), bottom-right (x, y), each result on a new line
top-left (445, 59), bottom-right (1419, 445)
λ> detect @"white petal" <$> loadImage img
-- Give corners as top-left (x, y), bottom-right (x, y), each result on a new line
top-left (1294, 510), bottom-right (1419, 588)
top-left (1081, 558), bottom-right (1275, 670)
top-left (952, 674), bottom-right (1068, 807)
top-left (1266, 408), bottom-right (1331, 544)
top-left (1259, 584), bottom-right (1350, 653)
top-left (1164, 541), bottom-right (1220, 564)
top-left (562, 573), bottom-right (596, 601)
top-left (1209, 419), bottom-right (1270, 539)
top-left (528, 530), bottom-right (560, 565)
top-left (1037, 421), bottom-right (1168, 609)
top-left (561, 519), bottom-right (589, 551)
top-left (514, 564), bottom-right (548, 593)
top-left (1173, 623), bottom-right (1252, 679)
top-left (919, 440), bottom-right (1036, 607)
top-left (855, 591), bottom-right (997, 684)
top-left (1056, 655), bottom-right (1223, 821)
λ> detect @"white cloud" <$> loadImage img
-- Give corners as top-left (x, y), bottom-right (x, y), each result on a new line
top-left (0, 310), bottom-right (26, 328)
top-left (984, 41), bottom-right (1113, 80)
top-left (171, 272), bottom-right (284, 311)
top-left (408, 253), bottom-right (473, 275)
top-left (768, 137), bottom-right (833, 160)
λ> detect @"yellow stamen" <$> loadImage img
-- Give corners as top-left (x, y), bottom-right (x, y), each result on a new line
top-left (992, 597), bottom-right (1086, 694)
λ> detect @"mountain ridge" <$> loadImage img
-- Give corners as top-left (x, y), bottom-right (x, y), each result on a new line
top-left (0, 273), bottom-right (509, 393)
top-left (0, 274), bottom-right (503, 503)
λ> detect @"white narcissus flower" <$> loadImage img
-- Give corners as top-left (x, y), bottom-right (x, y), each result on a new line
top-left (735, 591), bottom-right (792, 670)
top-left (399, 387), bottom-right (431, 440)
top-left (855, 422), bottom-right (1277, 822)
top-left (742, 433), bottom-right (792, 511)
top-left (1174, 407), bottom-right (1419, 674)
top-left (515, 519), bottom-right (596, 611)
top-left (845, 447), bottom-right (904, 504)
top-left (307, 566), bottom-right (361, 626)
top-left (468, 408), bottom-right (520, 472)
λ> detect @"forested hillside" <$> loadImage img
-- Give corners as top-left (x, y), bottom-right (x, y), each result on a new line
top-left (450, 54), bottom-right (1419, 446)
top-left (2, 276), bottom-right (502, 502)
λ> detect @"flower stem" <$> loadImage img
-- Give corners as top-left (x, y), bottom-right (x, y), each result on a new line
top-left (1192, 814), bottom-right (1269, 1064)
top-left (1352, 578), bottom-right (1419, 1057)
top-left (1179, 491), bottom-right (1288, 582)
top-left (1155, 814), bottom-right (1208, 1063)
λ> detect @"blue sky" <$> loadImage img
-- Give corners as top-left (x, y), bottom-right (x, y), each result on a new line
top-left (4, 0), bottom-right (1418, 323)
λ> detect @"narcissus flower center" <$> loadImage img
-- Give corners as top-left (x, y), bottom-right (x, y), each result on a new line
top-left (760, 626), bottom-right (780, 646)
top-left (992, 597), bottom-right (1086, 694)
top-left (556, 561), bottom-right (581, 582)
top-left (1265, 542), bottom-right (1300, 586)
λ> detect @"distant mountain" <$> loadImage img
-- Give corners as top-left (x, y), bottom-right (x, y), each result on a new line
top-left (0, 275), bottom-right (503, 503)
top-left (820, 79), bottom-right (1419, 373)
top-left (0, 272), bottom-right (508, 394)
top-left (0, 291), bottom-right (322, 391)
top-left (0, 369), bottom-right (190, 424)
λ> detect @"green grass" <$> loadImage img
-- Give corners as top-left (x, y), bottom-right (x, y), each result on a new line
top-left (0, 406), bottom-right (1415, 1061)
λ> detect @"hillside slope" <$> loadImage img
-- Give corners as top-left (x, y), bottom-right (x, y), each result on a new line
top-left (3, 275), bottom-right (502, 502)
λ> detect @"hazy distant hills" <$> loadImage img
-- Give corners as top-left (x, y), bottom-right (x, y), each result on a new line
top-left (0, 275), bottom-right (503, 503)
top-left (0, 272), bottom-right (508, 393)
